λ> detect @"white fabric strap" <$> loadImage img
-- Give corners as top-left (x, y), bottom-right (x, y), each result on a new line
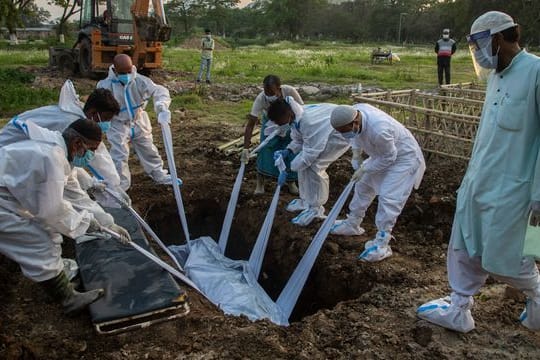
top-left (160, 122), bottom-right (191, 249)
top-left (249, 129), bottom-right (280, 157)
top-left (103, 187), bottom-right (184, 271)
top-left (218, 162), bottom-right (246, 253)
top-left (276, 181), bottom-right (355, 319)
top-left (248, 184), bottom-right (281, 279)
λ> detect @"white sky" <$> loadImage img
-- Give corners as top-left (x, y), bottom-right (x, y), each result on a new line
top-left (37, 0), bottom-right (253, 22)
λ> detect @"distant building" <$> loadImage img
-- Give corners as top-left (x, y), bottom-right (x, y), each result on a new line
top-left (0, 26), bottom-right (55, 40)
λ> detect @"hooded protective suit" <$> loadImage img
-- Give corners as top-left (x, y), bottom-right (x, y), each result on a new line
top-left (0, 80), bottom-right (121, 194)
top-left (0, 123), bottom-right (96, 282)
top-left (287, 103), bottom-right (350, 211)
top-left (97, 65), bottom-right (171, 190)
top-left (346, 103), bottom-right (425, 232)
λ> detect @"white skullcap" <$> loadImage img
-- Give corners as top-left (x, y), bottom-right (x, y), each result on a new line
top-left (443, 28), bottom-right (450, 34)
top-left (471, 11), bottom-right (517, 36)
top-left (330, 105), bottom-right (356, 128)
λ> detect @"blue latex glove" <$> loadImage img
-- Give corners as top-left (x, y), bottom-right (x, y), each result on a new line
top-left (278, 171), bottom-right (287, 186)
top-left (274, 149), bottom-right (291, 161)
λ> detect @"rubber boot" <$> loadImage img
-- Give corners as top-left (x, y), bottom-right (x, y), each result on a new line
top-left (40, 271), bottom-right (104, 315)
top-left (254, 173), bottom-right (265, 195)
top-left (287, 181), bottom-right (299, 195)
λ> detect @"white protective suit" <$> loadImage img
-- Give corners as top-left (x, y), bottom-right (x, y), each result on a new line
top-left (0, 80), bottom-right (122, 199)
top-left (97, 66), bottom-right (172, 190)
top-left (287, 104), bottom-right (351, 218)
top-left (0, 123), bottom-right (99, 282)
top-left (346, 103), bottom-right (425, 232)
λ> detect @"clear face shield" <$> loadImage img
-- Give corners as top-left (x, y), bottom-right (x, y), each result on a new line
top-left (467, 30), bottom-right (497, 81)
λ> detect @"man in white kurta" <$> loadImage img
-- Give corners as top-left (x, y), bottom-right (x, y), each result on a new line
top-left (418, 11), bottom-right (540, 333)
top-left (329, 104), bottom-right (425, 262)
top-left (97, 54), bottom-right (174, 190)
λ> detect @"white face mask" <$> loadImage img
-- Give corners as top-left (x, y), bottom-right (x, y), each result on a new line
top-left (442, 34), bottom-right (450, 40)
top-left (265, 95), bottom-right (278, 102)
top-left (474, 44), bottom-right (499, 70)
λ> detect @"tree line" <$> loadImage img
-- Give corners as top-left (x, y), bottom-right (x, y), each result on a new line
top-left (167, 0), bottom-right (540, 46)
top-left (2, 0), bottom-right (540, 46)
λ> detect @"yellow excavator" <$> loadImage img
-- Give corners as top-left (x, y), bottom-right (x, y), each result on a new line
top-left (49, 0), bottom-right (171, 78)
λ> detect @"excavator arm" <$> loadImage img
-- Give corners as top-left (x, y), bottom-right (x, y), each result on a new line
top-left (131, 0), bottom-right (171, 69)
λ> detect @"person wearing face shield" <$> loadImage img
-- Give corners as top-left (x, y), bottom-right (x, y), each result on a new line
top-left (242, 75), bottom-right (304, 195)
top-left (328, 105), bottom-right (425, 262)
top-left (435, 28), bottom-right (457, 85)
top-left (269, 99), bottom-right (350, 226)
top-left (97, 54), bottom-right (178, 191)
top-left (0, 119), bottom-right (131, 315)
top-left (196, 29), bottom-right (214, 84)
top-left (417, 11), bottom-right (540, 333)
top-left (0, 80), bottom-right (129, 207)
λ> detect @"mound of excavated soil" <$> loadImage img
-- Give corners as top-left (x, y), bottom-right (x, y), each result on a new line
top-left (2, 70), bottom-right (540, 359)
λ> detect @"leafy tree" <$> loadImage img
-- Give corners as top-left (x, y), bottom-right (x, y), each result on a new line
top-left (48, 0), bottom-right (81, 37)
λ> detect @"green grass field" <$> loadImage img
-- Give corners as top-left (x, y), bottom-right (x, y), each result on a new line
top-left (0, 41), bottom-right (479, 122)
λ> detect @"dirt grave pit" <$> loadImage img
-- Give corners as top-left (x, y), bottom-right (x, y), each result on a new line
top-left (146, 198), bottom-right (376, 322)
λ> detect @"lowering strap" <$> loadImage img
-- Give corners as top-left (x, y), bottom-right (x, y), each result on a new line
top-left (218, 162), bottom-right (245, 253)
top-left (103, 187), bottom-right (184, 272)
top-left (248, 184), bottom-right (281, 279)
top-left (218, 129), bottom-right (281, 254)
top-left (160, 121), bottom-right (191, 249)
top-left (276, 181), bottom-right (355, 320)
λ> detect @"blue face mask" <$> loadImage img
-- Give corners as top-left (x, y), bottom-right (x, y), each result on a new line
top-left (72, 149), bottom-right (95, 168)
top-left (98, 121), bottom-right (111, 133)
top-left (117, 73), bottom-right (131, 86)
top-left (341, 124), bottom-right (360, 139)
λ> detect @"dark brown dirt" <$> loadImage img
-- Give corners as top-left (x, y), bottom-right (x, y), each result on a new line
top-left (2, 73), bottom-right (540, 359)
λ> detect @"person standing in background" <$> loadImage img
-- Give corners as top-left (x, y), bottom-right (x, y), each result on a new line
top-left (435, 28), bottom-right (457, 85)
top-left (197, 29), bottom-right (215, 84)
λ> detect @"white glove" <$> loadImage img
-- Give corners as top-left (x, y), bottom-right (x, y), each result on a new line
top-left (158, 110), bottom-right (171, 125)
top-left (109, 224), bottom-right (131, 244)
top-left (118, 189), bottom-right (132, 207)
top-left (530, 201), bottom-right (540, 226)
top-left (87, 218), bottom-right (102, 233)
top-left (351, 159), bottom-right (361, 171)
top-left (240, 148), bottom-right (250, 164)
top-left (89, 182), bottom-right (106, 193)
top-left (351, 166), bottom-right (365, 182)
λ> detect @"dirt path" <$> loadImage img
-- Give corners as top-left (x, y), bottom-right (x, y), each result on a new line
top-left (2, 72), bottom-right (540, 359)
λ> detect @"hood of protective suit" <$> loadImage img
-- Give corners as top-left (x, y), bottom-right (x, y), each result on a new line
top-left (106, 64), bottom-right (138, 83)
top-left (24, 120), bottom-right (67, 155)
top-left (58, 80), bottom-right (85, 117)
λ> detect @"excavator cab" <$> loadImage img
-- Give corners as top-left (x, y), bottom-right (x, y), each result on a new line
top-left (50, 0), bottom-right (171, 78)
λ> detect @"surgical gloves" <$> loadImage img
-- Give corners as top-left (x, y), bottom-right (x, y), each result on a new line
top-left (351, 165), bottom-right (365, 182)
top-left (240, 149), bottom-right (250, 164)
top-left (109, 224), bottom-right (131, 244)
top-left (274, 149), bottom-right (291, 162)
top-left (87, 218), bottom-right (102, 233)
top-left (158, 110), bottom-right (171, 125)
top-left (530, 201), bottom-right (540, 226)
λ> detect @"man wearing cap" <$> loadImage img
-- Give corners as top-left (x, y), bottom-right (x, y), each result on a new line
top-left (329, 104), bottom-right (425, 262)
top-left (417, 11), bottom-right (540, 333)
top-left (269, 99), bottom-right (350, 227)
top-left (435, 28), bottom-right (457, 86)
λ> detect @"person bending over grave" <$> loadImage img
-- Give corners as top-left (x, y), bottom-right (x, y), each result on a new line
top-left (241, 75), bottom-right (304, 195)
top-left (328, 104), bottom-right (425, 262)
top-left (269, 99), bottom-right (350, 227)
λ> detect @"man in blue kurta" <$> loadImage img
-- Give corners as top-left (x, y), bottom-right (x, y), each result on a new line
top-left (417, 11), bottom-right (540, 333)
